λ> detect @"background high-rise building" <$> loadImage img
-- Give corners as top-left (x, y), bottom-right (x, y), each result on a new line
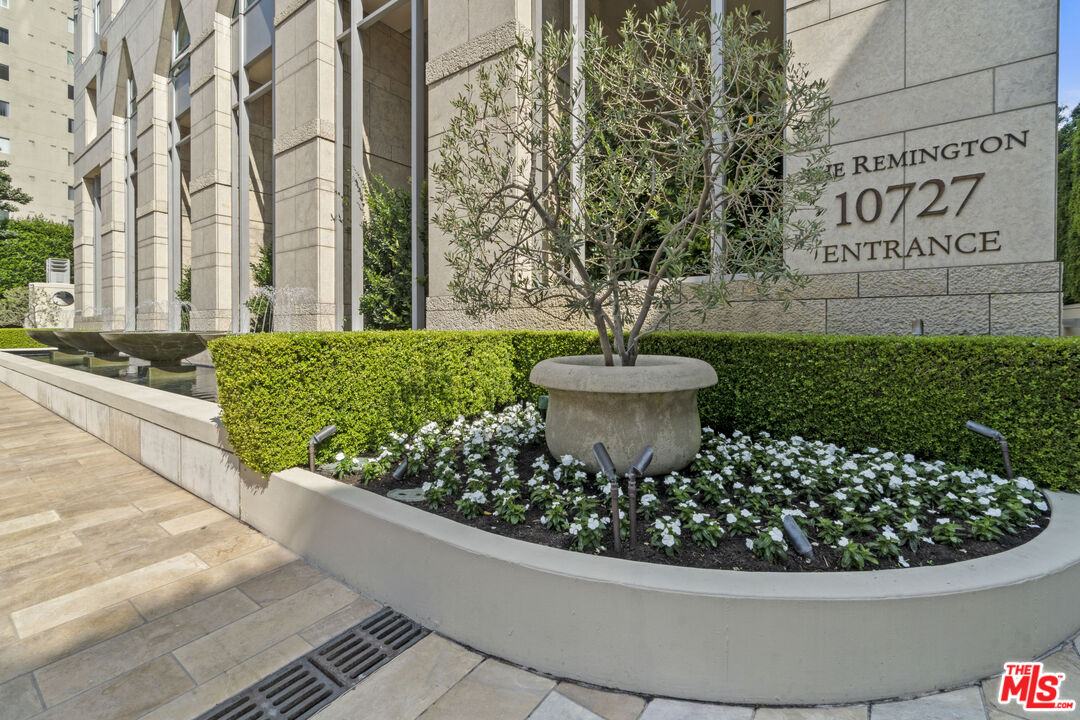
top-left (0, 0), bottom-right (75, 222)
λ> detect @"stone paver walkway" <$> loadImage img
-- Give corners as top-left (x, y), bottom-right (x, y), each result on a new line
top-left (1, 381), bottom-right (1077, 720)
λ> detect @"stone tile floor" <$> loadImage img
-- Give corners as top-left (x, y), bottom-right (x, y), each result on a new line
top-left (0, 382), bottom-right (1077, 720)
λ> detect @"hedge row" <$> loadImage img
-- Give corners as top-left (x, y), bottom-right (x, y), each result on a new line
top-left (0, 328), bottom-right (44, 349)
top-left (210, 331), bottom-right (1080, 491)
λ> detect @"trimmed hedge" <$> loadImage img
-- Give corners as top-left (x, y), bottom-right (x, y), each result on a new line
top-left (211, 331), bottom-right (1080, 491)
top-left (0, 328), bottom-right (44, 349)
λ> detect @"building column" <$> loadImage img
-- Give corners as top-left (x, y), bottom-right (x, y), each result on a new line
top-left (134, 79), bottom-right (171, 330)
top-left (188, 16), bottom-right (234, 332)
top-left (272, 0), bottom-right (338, 331)
top-left (98, 122), bottom-right (128, 330)
top-left (73, 177), bottom-right (95, 328)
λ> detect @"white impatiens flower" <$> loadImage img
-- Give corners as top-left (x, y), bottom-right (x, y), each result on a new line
top-left (745, 538), bottom-right (754, 550)
top-left (808, 500), bottom-right (820, 509)
top-left (897, 555), bottom-right (910, 568)
top-left (692, 513), bottom-right (706, 524)
top-left (662, 534), bottom-right (676, 547)
top-left (1034, 500), bottom-right (1048, 512)
top-left (740, 509), bottom-right (752, 518)
top-left (768, 527), bottom-right (784, 543)
top-left (726, 513), bottom-right (737, 524)
top-left (833, 491), bottom-right (847, 501)
top-left (837, 537), bottom-right (850, 547)
top-left (587, 516), bottom-right (600, 530)
top-left (902, 519), bottom-right (919, 533)
top-left (568, 522), bottom-right (582, 536)
top-left (1015, 477), bottom-right (1035, 491)
top-left (881, 529), bottom-right (899, 542)
top-left (334, 452), bottom-right (345, 461)
top-left (985, 508), bottom-right (1002, 517)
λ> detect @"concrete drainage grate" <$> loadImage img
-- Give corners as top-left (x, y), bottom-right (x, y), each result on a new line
top-left (194, 608), bottom-right (428, 720)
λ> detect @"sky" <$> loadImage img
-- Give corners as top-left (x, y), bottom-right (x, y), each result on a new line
top-left (1062, 1), bottom-right (1080, 115)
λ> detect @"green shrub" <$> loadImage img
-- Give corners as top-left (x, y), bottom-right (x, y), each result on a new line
top-left (0, 328), bottom-right (45, 348)
top-left (212, 330), bottom-right (1080, 490)
top-left (0, 217), bottom-right (74, 293)
top-left (640, 333), bottom-right (1080, 492)
top-left (210, 331), bottom-right (521, 474)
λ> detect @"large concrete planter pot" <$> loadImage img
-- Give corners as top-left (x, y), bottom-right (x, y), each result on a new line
top-left (530, 354), bottom-right (717, 475)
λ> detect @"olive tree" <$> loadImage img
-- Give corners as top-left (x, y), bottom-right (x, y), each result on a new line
top-left (433, 3), bottom-right (833, 366)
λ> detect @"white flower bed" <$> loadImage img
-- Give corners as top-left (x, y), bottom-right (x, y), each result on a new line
top-left (353, 403), bottom-right (1047, 569)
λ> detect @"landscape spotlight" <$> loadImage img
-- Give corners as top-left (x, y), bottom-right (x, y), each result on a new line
top-left (625, 446), bottom-right (654, 548)
top-left (392, 459), bottom-right (409, 482)
top-left (782, 515), bottom-right (814, 561)
top-left (965, 420), bottom-right (1014, 479)
top-left (308, 425), bottom-right (338, 471)
top-left (592, 443), bottom-right (621, 553)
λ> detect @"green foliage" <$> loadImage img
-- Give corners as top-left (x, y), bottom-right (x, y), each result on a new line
top-left (356, 176), bottom-right (424, 330)
top-left (209, 331), bottom-right (521, 475)
top-left (246, 244), bottom-right (273, 332)
top-left (0, 327), bottom-right (44, 348)
top-left (1059, 106), bottom-right (1080, 305)
top-left (212, 330), bottom-right (1080, 490)
top-left (176, 266), bottom-right (191, 331)
top-left (0, 160), bottom-right (32, 214)
top-left (642, 332), bottom-right (1080, 492)
top-left (0, 217), bottom-right (74, 293)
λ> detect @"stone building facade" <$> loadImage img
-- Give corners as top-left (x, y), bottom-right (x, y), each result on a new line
top-left (1, 0), bottom-right (75, 222)
top-left (72, 0), bottom-right (1062, 335)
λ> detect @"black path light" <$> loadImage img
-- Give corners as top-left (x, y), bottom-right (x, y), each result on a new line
top-left (782, 514), bottom-right (814, 562)
top-left (593, 444), bottom-right (654, 552)
top-left (625, 447), bottom-right (654, 549)
top-left (966, 420), bottom-right (1014, 479)
top-left (309, 425), bottom-right (338, 471)
top-left (593, 443), bottom-right (621, 553)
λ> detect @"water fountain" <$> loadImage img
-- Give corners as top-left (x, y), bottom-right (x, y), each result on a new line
top-left (53, 330), bottom-right (127, 361)
top-left (248, 286), bottom-right (317, 332)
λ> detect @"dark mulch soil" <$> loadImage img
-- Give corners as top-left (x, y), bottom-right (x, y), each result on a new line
top-left (321, 443), bottom-right (1050, 572)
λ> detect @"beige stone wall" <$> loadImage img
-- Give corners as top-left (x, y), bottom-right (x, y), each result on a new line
top-left (188, 12), bottom-right (234, 332)
top-left (0, 0), bottom-right (75, 222)
top-left (271, 0), bottom-right (338, 331)
top-left (781, 0), bottom-right (1061, 335)
top-left (426, 0), bottom-right (1061, 337)
top-left (362, 22), bottom-right (410, 190)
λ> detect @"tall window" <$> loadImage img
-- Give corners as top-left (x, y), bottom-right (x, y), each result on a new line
top-left (0, 100), bottom-right (8, 117)
top-left (0, 27), bottom-right (9, 43)
top-left (68, 84), bottom-right (74, 100)
top-left (93, 0), bottom-right (101, 36)
top-left (67, 51), bottom-right (74, 66)
top-left (67, 117), bottom-right (73, 133)
top-left (67, 17), bottom-right (74, 33)
top-left (0, 64), bottom-right (7, 81)
top-left (126, 75), bottom-right (137, 118)
top-left (174, 10), bottom-right (190, 57)
top-left (0, 137), bottom-right (10, 153)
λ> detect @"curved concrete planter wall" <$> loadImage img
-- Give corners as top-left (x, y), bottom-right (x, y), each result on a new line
top-left (2, 349), bottom-right (1079, 705)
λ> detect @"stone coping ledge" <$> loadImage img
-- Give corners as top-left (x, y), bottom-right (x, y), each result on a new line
top-left (0, 349), bottom-right (224, 449)
top-left (245, 465), bottom-right (1080, 704)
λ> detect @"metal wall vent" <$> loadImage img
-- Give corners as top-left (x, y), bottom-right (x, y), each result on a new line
top-left (194, 608), bottom-right (428, 720)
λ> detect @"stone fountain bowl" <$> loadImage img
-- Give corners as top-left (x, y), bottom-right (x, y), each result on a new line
top-left (100, 332), bottom-right (207, 364)
top-left (54, 330), bottom-right (126, 359)
top-left (25, 329), bottom-right (81, 353)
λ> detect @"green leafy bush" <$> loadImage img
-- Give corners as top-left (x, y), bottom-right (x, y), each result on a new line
top-left (0, 328), bottom-right (45, 348)
top-left (211, 331), bottom-right (1080, 490)
top-left (356, 176), bottom-right (424, 330)
top-left (210, 331), bottom-right (520, 474)
top-left (0, 217), bottom-right (74, 293)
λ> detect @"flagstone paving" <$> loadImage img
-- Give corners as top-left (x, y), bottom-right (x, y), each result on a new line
top-left (0, 381), bottom-right (1077, 720)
